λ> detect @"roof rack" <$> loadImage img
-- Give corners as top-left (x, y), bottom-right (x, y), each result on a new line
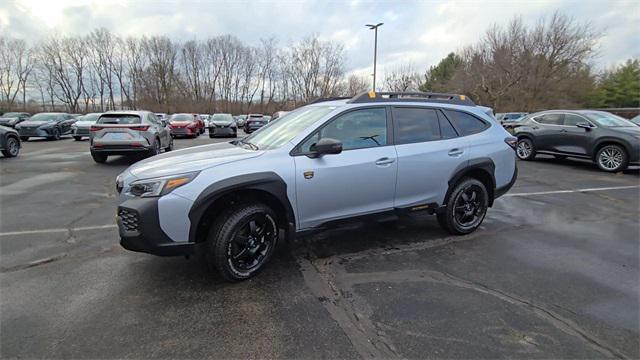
top-left (309, 96), bottom-right (352, 104)
top-left (348, 91), bottom-right (475, 106)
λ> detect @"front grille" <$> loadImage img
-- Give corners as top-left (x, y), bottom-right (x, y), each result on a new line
top-left (118, 209), bottom-right (139, 232)
top-left (171, 128), bottom-right (187, 134)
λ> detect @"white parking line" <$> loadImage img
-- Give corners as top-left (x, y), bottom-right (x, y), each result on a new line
top-left (0, 224), bottom-right (117, 237)
top-left (505, 185), bottom-right (640, 197)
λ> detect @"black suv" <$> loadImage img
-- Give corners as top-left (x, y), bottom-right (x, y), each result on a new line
top-left (515, 110), bottom-right (640, 172)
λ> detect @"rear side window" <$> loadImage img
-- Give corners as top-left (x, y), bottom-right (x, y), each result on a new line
top-left (443, 110), bottom-right (488, 136)
top-left (393, 107), bottom-right (441, 144)
top-left (97, 114), bottom-right (141, 124)
top-left (439, 116), bottom-right (458, 139)
top-left (535, 113), bottom-right (563, 125)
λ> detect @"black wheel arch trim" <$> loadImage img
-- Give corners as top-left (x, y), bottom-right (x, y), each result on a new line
top-left (188, 172), bottom-right (296, 244)
top-left (446, 158), bottom-right (497, 206)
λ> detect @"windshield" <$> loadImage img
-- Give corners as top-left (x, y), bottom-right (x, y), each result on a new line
top-left (30, 113), bottom-right (61, 122)
top-left (630, 115), bottom-right (640, 125)
top-left (169, 114), bottom-right (194, 122)
top-left (212, 114), bottom-right (233, 121)
top-left (2, 112), bottom-right (22, 118)
top-left (241, 106), bottom-right (335, 150)
top-left (585, 112), bottom-right (635, 127)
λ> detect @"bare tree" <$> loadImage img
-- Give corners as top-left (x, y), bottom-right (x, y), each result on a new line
top-left (383, 64), bottom-right (421, 92)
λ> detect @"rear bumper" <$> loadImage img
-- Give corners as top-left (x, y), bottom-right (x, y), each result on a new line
top-left (494, 165), bottom-right (518, 200)
top-left (91, 144), bottom-right (151, 155)
top-left (118, 197), bottom-right (194, 257)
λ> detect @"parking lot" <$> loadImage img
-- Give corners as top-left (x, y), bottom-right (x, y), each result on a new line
top-left (1, 132), bottom-right (638, 359)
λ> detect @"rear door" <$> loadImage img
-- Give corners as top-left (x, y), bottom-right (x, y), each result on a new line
top-left (530, 113), bottom-right (564, 151)
top-left (393, 107), bottom-right (469, 207)
top-left (556, 113), bottom-right (591, 155)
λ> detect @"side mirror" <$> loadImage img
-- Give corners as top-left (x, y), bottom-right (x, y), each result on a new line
top-left (309, 138), bottom-right (342, 158)
top-left (576, 122), bottom-right (592, 130)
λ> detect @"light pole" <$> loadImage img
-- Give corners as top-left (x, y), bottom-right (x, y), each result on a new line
top-left (366, 22), bottom-right (383, 91)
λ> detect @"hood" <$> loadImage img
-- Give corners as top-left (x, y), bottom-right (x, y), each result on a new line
top-left (18, 120), bottom-right (55, 127)
top-left (212, 121), bottom-right (233, 126)
top-left (170, 121), bottom-right (192, 126)
top-left (73, 120), bottom-right (95, 128)
top-left (127, 141), bottom-right (264, 179)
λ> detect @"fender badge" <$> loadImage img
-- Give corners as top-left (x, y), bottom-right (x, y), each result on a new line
top-left (304, 171), bottom-right (314, 179)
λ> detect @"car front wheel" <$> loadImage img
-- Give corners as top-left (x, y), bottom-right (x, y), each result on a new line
top-left (206, 203), bottom-right (279, 282)
top-left (49, 128), bottom-right (61, 141)
top-left (20, 136), bottom-right (29, 141)
top-left (2, 137), bottom-right (20, 157)
top-left (74, 136), bottom-right (82, 141)
top-left (596, 144), bottom-right (628, 172)
top-left (437, 178), bottom-right (489, 235)
top-left (516, 138), bottom-right (536, 160)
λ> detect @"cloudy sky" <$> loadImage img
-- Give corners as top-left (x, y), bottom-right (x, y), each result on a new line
top-left (1, 0), bottom-right (639, 78)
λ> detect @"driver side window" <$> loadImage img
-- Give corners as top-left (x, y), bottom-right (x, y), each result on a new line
top-left (300, 108), bottom-right (388, 153)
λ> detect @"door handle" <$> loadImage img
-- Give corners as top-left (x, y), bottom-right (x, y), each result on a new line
top-left (448, 149), bottom-right (464, 157)
top-left (531, 126), bottom-right (539, 130)
top-left (375, 157), bottom-right (395, 166)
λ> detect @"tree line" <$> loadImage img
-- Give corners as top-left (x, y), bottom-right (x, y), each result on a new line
top-left (0, 12), bottom-right (637, 115)
top-left (0, 31), bottom-right (370, 114)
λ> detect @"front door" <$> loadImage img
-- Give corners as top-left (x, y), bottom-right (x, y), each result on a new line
top-left (293, 107), bottom-right (397, 229)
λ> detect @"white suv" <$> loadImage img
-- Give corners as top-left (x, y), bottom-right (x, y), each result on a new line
top-left (115, 92), bottom-right (518, 281)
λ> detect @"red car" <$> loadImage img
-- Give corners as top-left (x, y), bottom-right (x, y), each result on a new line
top-left (168, 113), bottom-right (204, 138)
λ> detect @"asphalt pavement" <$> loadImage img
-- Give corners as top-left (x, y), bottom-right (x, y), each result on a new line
top-left (1, 132), bottom-right (638, 359)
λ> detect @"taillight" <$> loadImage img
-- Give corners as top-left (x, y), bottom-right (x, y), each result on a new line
top-left (130, 125), bottom-right (150, 131)
top-left (504, 136), bottom-right (517, 150)
top-left (90, 125), bottom-right (101, 132)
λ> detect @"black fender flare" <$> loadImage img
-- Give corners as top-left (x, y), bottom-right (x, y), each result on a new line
top-left (445, 158), bottom-right (496, 206)
top-left (187, 172), bottom-right (296, 243)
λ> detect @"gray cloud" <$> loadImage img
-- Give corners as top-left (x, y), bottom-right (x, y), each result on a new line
top-left (2, 0), bottom-right (638, 77)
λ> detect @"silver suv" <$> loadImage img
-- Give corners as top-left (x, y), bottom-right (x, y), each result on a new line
top-left (115, 92), bottom-right (518, 281)
top-left (90, 111), bottom-right (173, 163)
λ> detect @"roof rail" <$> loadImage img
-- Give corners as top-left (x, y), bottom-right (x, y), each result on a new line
top-left (309, 96), bottom-right (352, 104)
top-left (348, 91), bottom-right (475, 106)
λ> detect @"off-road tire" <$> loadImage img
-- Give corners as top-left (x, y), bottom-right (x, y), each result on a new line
top-left (206, 203), bottom-right (279, 282)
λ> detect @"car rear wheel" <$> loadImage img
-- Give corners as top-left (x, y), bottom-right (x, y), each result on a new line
top-left (73, 136), bottom-right (82, 141)
top-left (2, 137), bottom-right (20, 157)
top-left (20, 136), bottom-right (29, 141)
top-left (516, 138), bottom-right (536, 160)
top-left (596, 144), bottom-right (628, 172)
top-left (206, 203), bottom-right (279, 282)
top-left (437, 178), bottom-right (489, 235)
top-left (91, 152), bottom-right (107, 163)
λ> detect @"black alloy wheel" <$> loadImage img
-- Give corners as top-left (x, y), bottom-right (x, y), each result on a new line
top-left (207, 203), bottom-right (279, 281)
top-left (438, 178), bottom-right (489, 235)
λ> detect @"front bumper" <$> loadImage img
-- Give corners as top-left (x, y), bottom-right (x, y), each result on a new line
top-left (18, 127), bottom-right (51, 137)
top-left (170, 127), bottom-right (196, 136)
top-left (118, 197), bottom-right (195, 256)
top-left (73, 127), bottom-right (91, 137)
top-left (209, 126), bottom-right (237, 136)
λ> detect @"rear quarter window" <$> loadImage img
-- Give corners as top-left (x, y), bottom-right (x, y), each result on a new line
top-left (442, 110), bottom-right (488, 136)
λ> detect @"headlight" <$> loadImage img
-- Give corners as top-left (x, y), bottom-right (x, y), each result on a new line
top-left (127, 172), bottom-right (199, 198)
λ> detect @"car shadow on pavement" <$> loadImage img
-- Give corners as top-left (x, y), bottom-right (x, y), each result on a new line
top-left (530, 155), bottom-right (640, 175)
